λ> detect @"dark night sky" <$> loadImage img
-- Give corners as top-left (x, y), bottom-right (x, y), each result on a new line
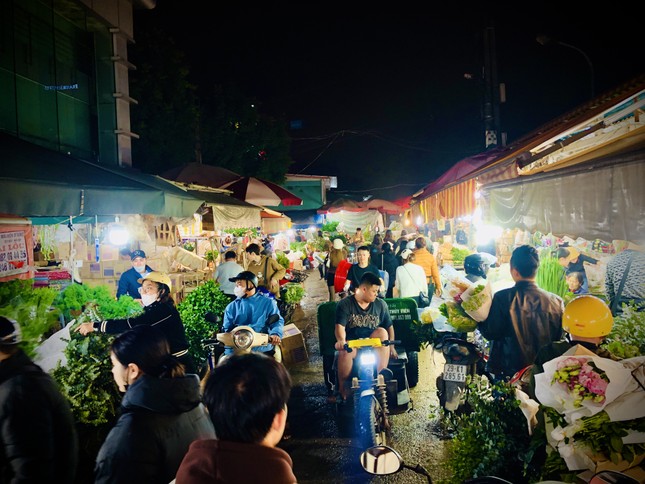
top-left (135, 2), bottom-right (644, 201)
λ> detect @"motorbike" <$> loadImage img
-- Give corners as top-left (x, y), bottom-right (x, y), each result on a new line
top-left (359, 445), bottom-right (514, 483)
top-left (435, 332), bottom-right (489, 413)
top-left (333, 337), bottom-right (405, 448)
top-left (202, 313), bottom-right (282, 374)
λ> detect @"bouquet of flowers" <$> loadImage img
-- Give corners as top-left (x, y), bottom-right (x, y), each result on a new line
top-left (532, 346), bottom-right (645, 474)
top-left (460, 281), bottom-right (493, 322)
top-left (550, 356), bottom-right (609, 407)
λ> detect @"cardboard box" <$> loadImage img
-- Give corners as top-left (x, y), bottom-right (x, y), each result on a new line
top-left (79, 262), bottom-right (102, 279)
top-left (280, 323), bottom-right (308, 366)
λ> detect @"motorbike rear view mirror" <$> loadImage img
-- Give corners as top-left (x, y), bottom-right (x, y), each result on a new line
top-left (360, 446), bottom-right (432, 482)
top-left (359, 445), bottom-right (403, 476)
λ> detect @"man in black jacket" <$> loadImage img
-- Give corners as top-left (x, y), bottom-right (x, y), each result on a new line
top-left (0, 316), bottom-right (78, 482)
top-left (478, 245), bottom-right (564, 381)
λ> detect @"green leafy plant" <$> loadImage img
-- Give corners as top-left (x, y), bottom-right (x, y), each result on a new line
top-left (450, 246), bottom-right (471, 265)
top-left (290, 241), bottom-right (307, 254)
top-left (54, 284), bottom-right (142, 322)
top-left (282, 283), bottom-right (305, 304)
top-left (52, 326), bottom-right (119, 426)
top-left (177, 280), bottom-right (230, 374)
top-left (228, 228), bottom-right (258, 237)
top-left (321, 221), bottom-right (339, 233)
top-left (204, 250), bottom-right (218, 262)
top-left (441, 377), bottom-right (539, 484)
top-left (602, 302), bottom-right (645, 358)
top-left (183, 241), bottom-right (195, 252)
top-left (0, 279), bottom-right (60, 358)
top-left (275, 251), bottom-right (290, 270)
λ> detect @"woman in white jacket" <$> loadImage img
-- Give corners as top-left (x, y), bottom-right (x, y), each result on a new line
top-left (393, 249), bottom-right (429, 307)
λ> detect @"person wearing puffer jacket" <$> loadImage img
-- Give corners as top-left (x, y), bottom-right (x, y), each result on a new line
top-left (94, 325), bottom-right (215, 484)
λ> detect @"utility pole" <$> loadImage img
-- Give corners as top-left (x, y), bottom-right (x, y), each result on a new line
top-left (483, 26), bottom-right (501, 149)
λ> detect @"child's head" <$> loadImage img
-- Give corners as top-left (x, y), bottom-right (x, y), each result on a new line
top-left (566, 272), bottom-right (584, 293)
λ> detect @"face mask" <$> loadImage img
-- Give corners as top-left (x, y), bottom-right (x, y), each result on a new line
top-left (233, 286), bottom-right (247, 298)
top-left (141, 293), bottom-right (157, 307)
top-left (134, 265), bottom-right (146, 273)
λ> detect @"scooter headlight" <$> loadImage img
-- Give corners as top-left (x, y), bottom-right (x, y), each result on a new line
top-left (359, 352), bottom-right (377, 366)
top-left (233, 329), bottom-right (254, 349)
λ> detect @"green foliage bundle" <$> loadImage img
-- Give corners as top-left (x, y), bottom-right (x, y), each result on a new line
top-left (0, 279), bottom-right (60, 358)
top-left (228, 228), bottom-right (258, 237)
top-left (54, 284), bottom-right (142, 322)
top-left (275, 251), bottom-right (290, 270)
top-left (602, 302), bottom-right (645, 358)
top-left (289, 241), bottom-right (307, 254)
top-left (177, 280), bottom-right (230, 374)
top-left (442, 377), bottom-right (538, 484)
top-left (536, 255), bottom-right (570, 299)
top-left (282, 283), bottom-right (305, 305)
top-left (450, 246), bottom-right (471, 265)
top-left (50, 293), bottom-right (144, 426)
top-left (52, 328), bottom-right (119, 426)
top-left (321, 221), bottom-right (340, 233)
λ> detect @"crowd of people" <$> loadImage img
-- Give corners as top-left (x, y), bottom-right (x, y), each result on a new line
top-left (1, 223), bottom-right (643, 483)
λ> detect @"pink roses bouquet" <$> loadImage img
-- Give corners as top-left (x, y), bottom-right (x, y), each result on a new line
top-left (551, 357), bottom-right (609, 407)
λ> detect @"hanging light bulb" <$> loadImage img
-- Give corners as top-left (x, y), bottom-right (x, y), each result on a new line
top-left (108, 216), bottom-right (129, 246)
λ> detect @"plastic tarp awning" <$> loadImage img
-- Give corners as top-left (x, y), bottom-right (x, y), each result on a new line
top-left (0, 133), bottom-right (204, 218)
top-left (187, 189), bottom-right (261, 229)
top-left (481, 149), bottom-right (645, 241)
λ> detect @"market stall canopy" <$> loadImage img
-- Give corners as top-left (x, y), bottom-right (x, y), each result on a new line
top-left (260, 207), bottom-right (291, 234)
top-left (218, 176), bottom-right (303, 207)
top-left (0, 133), bottom-right (204, 219)
top-left (186, 188), bottom-right (261, 229)
top-left (161, 162), bottom-right (242, 188)
top-left (363, 198), bottom-right (403, 214)
top-left (317, 197), bottom-right (364, 214)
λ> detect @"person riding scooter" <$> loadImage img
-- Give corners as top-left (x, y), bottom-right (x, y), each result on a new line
top-left (222, 271), bottom-right (284, 357)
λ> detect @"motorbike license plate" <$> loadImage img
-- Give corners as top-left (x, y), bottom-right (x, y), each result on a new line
top-left (443, 364), bottom-right (468, 383)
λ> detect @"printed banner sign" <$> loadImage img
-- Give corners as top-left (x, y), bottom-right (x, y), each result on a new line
top-left (0, 231), bottom-right (29, 277)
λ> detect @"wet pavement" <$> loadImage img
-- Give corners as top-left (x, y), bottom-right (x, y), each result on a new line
top-left (279, 270), bottom-right (451, 483)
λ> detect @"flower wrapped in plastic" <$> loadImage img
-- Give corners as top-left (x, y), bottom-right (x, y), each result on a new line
top-left (460, 281), bottom-right (493, 322)
top-left (535, 351), bottom-right (637, 423)
top-left (533, 345), bottom-right (645, 473)
top-left (439, 301), bottom-right (477, 333)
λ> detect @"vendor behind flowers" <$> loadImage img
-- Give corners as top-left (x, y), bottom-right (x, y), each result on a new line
top-left (116, 250), bottom-right (154, 303)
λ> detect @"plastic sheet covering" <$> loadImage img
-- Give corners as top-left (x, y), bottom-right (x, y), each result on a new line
top-left (210, 204), bottom-right (261, 229)
top-left (483, 158), bottom-right (645, 241)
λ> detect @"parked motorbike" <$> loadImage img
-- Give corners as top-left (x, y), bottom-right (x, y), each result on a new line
top-left (334, 337), bottom-right (405, 448)
top-left (359, 445), bottom-right (514, 483)
top-left (435, 332), bottom-right (489, 413)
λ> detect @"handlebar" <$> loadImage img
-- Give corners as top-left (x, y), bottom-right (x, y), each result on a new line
top-left (344, 338), bottom-right (401, 353)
